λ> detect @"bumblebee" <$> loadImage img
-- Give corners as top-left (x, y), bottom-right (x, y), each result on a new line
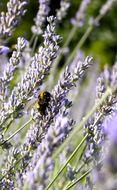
top-left (35, 91), bottom-right (52, 115)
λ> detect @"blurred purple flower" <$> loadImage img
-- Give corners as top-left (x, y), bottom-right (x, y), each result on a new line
top-left (104, 113), bottom-right (117, 173)
top-left (104, 113), bottom-right (117, 142)
top-left (0, 46), bottom-right (10, 55)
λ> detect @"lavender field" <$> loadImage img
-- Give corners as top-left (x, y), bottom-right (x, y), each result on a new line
top-left (0, 0), bottom-right (117, 190)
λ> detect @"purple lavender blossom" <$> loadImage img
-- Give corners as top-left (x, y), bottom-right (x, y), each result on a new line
top-left (100, 0), bottom-right (117, 16)
top-left (71, 0), bottom-right (91, 27)
top-left (94, 114), bottom-right (117, 190)
top-left (0, 16), bottom-right (61, 128)
top-left (0, 37), bottom-right (27, 102)
top-left (0, 1), bottom-right (117, 190)
top-left (31, 0), bottom-right (50, 35)
top-left (104, 114), bottom-right (117, 174)
top-left (0, 0), bottom-right (28, 38)
top-left (22, 115), bottom-right (73, 190)
top-left (104, 113), bottom-right (117, 141)
top-left (0, 46), bottom-right (10, 55)
top-left (56, 0), bottom-right (70, 21)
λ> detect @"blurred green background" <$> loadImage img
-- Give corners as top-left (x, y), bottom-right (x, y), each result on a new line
top-left (0, 0), bottom-right (117, 68)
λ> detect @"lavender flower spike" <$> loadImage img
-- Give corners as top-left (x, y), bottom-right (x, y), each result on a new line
top-left (23, 115), bottom-right (73, 190)
top-left (0, 37), bottom-right (27, 102)
top-left (19, 56), bottom-right (93, 169)
top-left (71, 0), bottom-right (91, 27)
top-left (100, 0), bottom-right (117, 16)
top-left (95, 114), bottom-right (117, 190)
top-left (0, 0), bottom-right (28, 39)
top-left (56, 0), bottom-right (70, 21)
top-left (31, 0), bottom-right (50, 35)
top-left (0, 16), bottom-right (61, 127)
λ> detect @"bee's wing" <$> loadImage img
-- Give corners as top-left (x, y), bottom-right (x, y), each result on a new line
top-left (25, 99), bottom-right (37, 113)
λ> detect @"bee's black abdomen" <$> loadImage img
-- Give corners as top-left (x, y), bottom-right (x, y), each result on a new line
top-left (37, 91), bottom-right (52, 115)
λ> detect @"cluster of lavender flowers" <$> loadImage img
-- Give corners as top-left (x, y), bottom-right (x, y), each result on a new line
top-left (0, 0), bottom-right (117, 190)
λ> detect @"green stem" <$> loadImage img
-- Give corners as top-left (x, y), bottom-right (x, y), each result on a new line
top-left (53, 87), bottom-right (113, 159)
top-left (0, 119), bottom-right (32, 146)
top-left (3, 119), bottom-right (13, 134)
top-left (0, 114), bottom-right (12, 129)
top-left (46, 110), bottom-right (104, 189)
top-left (58, 14), bottom-right (103, 75)
top-left (32, 35), bottom-right (38, 56)
top-left (29, 34), bottom-right (36, 47)
top-left (55, 26), bottom-right (77, 67)
top-left (64, 25), bottom-right (93, 67)
top-left (76, 162), bottom-right (86, 174)
top-left (47, 88), bottom-right (114, 189)
top-left (75, 114), bottom-right (103, 169)
top-left (45, 134), bottom-right (88, 190)
top-left (64, 159), bottom-right (103, 190)
top-left (64, 168), bottom-right (91, 190)
top-left (64, 26), bottom-right (78, 48)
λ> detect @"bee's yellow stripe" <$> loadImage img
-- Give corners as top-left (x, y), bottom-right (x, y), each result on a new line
top-left (35, 102), bottom-right (40, 109)
top-left (40, 92), bottom-right (44, 99)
